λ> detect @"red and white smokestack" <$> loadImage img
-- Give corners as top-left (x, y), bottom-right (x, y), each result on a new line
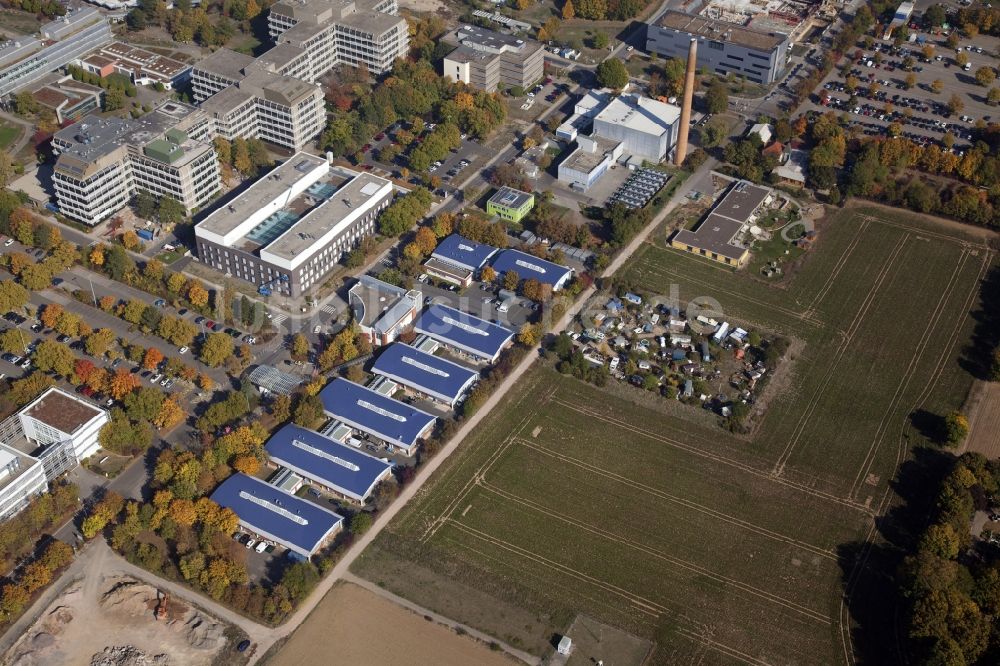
top-left (675, 38), bottom-right (698, 166)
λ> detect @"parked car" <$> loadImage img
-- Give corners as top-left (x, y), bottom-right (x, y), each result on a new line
top-left (178, 346), bottom-right (188, 354)
top-left (245, 538), bottom-right (256, 549)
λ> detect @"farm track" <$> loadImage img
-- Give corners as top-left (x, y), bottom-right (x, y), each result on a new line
top-left (838, 247), bottom-right (995, 665)
top-left (848, 248), bottom-right (971, 499)
top-left (497, 441), bottom-right (838, 562)
top-left (771, 233), bottom-right (911, 477)
top-left (552, 398), bottom-right (874, 515)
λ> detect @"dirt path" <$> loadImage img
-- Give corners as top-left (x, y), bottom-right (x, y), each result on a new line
top-left (963, 380), bottom-right (1000, 458)
top-left (267, 581), bottom-right (519, 666)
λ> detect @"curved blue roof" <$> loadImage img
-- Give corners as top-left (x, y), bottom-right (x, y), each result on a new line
top-left (264, 424), bottom-right (393, 502)
top-left (431, 234), bottom-right (497, 272)
top-left (372, 343), bottom-right (479, 405)
top-left (413, 304), bottom-right (514, 362)
top-left (210, 473), bottom-right (343, 557)
top-left (490, 249), bottom-right (573, 289)
top-left (318, 378), bottom-right (436, 449)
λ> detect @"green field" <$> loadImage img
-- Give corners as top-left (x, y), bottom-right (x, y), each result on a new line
top-left (0, 124), bottom-right (21, 151)
top-left (354, 207), bottom-right (994, 664)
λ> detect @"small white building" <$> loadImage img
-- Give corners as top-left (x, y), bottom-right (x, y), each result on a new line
top-left (747, 123), bottom-right (773, 144)
top-left (557, 635), bottom-right (573, 655)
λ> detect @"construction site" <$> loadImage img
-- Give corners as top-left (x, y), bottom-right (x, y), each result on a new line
top-left (692, 0), bottom-right (819, 41)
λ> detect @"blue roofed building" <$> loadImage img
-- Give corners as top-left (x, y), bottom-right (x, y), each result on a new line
top-left (490, 249), bottom-right (573, 291)
top-left (423, 234), bottom-right (498, 288)
top-left (264, 424), bottom-right (393, 503)
top-left (210, 473), bottom-right (344, 557)
top-left (318, 378), bottom-right (436, 456)
top-left (413, 304), bottom-right (514, 364)
top-left (372, 343), bottom-right (479, 408)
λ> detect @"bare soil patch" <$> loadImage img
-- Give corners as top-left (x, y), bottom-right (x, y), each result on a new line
top-left (3, 577), bottom-right (228, 666)
top-left (270, 581), bottom-right (516, 666)
top-left (964, 380), bottom-right (1000, 458)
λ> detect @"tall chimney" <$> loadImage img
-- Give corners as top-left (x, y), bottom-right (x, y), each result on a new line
top-left (675, 38), bottom-right (698, 166)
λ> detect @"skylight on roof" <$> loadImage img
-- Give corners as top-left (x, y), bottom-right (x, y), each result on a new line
top-left (291, 439), bottom-right (360, 472)
top-left (441, 315), bottom-right (488, 337)
top-left (514, 258), bottom-right (547, 274)
top-left (401, 355), bottom-right (449, 377)
top-left (357, 399), bottom-right (406, 422)
top-left (239, 490), bottom-right (308, 525)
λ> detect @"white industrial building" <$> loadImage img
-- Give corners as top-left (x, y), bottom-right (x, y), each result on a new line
top-left (0, 388), bottom-right (109, 522)
top-left (195, 153), bottom-right (394, 297)
top-left (557, 93), bottom-right (680, 191)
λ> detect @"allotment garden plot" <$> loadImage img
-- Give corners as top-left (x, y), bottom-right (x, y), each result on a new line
top-left (355, 207), bottom-right (992, 664)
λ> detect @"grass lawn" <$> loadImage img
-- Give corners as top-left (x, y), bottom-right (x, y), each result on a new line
top-left (156, 249), bottom-right (183, 265)
top-left (354, 206), bottom-right (994, 664)
top-left (0, 124), bottom-right (21, 151)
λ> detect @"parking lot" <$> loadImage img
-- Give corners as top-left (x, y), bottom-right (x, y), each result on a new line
top-left (802, 27), bottom-right (1000, 150)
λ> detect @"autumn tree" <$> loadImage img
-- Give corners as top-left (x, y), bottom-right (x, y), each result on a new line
top-left (85, 328), bottom-right (116, 357)
top-left (562, 0), bottom-right (575, 19)
top-left (143, 347), bottom-right (164, 371)
top-left (199, 332), bottom-right (234, 368)
top-left (109, 368), bottom-right (141, 400)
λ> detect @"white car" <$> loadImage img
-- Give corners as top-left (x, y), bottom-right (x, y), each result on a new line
top-left (3, 239), bottom-right (12, 247)
top-left (150, 373), bottom-right (162, 384)
top-left (254, 541), bottom-right (268, 553)
top-left (178, 346), bottom-right (189, 354)
top-left (245, 538), bottom-right (256, 549)
top-left (313, 325), bottom-right (322, 334)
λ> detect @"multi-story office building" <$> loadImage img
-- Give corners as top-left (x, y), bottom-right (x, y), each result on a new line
top-left (646, 10), bottom-right (789, 85)
top-left (0, 7), bottom-right (113, 97)
top-left (268, 0), bottom-right (409, 76)
top-left (442, 25), bottom-right (544, 93)
top-left (0, 387), bottom-right (109, 522)
top-left (51, 101), bottom-right (221, 225)
top-left (191, 48), bottom-right (325, 151)
top-left (194, 153), bottom-right (394, 297)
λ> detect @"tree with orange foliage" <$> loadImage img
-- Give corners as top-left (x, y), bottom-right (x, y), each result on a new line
top-left (414, 226), bottom-right (437, 256)
top-left (155, 398), bottom-right (184, 430)
top-left (108, 368), bottom-right (140, 400)
top-left (7, 252), bottom-right (32, 276)
top-left (39, 303), bottom-right (63, 329)
top-left (169, 498), bottom-right (198, 526)
top-left (232, 455), bottom-right (260, 475)
top-left (142, 348), bottom-right (164, 371)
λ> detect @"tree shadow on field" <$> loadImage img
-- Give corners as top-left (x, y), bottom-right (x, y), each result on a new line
top-left (838, 447), bottom-right (956, 664)
top-left (908, 409), bottom-right (946, 446)
top-left (958, 265), bottom-right (1000, 380)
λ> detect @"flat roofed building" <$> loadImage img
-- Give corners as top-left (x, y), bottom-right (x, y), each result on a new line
top-left (0, 442), bottom-right (47, 522)
top-left (318, 378), bottom-right (436, 456)
top-left (29, 75), bottom-right (102, 124)
top-left (0, 7), bottom-right (112, 97)
top-left (21, 387), bottom-right (108, 462)
top-left (264, 424), bottom-right (392, 502)
top-left (52, 101), bottom-right (220, 225)
top-left (647, 10), bottom-right (789, 85)
top-left (268, 0), bottom-right (409, 76)
top-left (487, 186), bottom-right (534, 222)
top-left (210, 473), bottom-right (344, 557)
top-left (413, 304), bottom-right (514, 363)
top-left (558, 135), bottom-right (621, 192)
top-left (669, 180), bottom-right (773, 267)
top-left (78, 41), bottom-right (191, 90)
top-left (490, 248), bottom-right (573, 291)
top-left (191, 48), bottom-right (325, 152)
top-left (348, 275), bottom-right (422, 346)
top-left (442, 25), bottom-right (544, 93)
top-left (592, 94), bottom-right (680, 162)
top-left (195, 155), bottom-right (393, 297)
top-left (371, 342), bottom-right (479, 407)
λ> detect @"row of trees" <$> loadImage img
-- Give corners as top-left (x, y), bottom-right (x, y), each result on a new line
top-left (377, 188), bottom-right (432, 237)
top-left (0, 481), bottom-right (78, 574)
top-left (0, 539), bottom-right (74, 622)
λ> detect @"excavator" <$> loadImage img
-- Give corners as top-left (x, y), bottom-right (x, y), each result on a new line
top-left (155, 591), bottom-right (168, 621)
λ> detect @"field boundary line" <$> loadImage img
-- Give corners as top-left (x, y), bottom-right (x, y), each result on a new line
top-left (498, 443), bottom-right (838, 561)
top-left (839, 248), bottom-right (994, 666)
top-left (677, 628), bottom-right (773, 666)
top-left (804, 218), bottom-right (870, 315)
top-left (446, 521), bottom-right (666, 616)
top-left (772, 233), bottom-right (911, 477)
top-left (551, 398), bottom-right (874, 514)
top-left (861, 213), bottom-right (989, 248)
top-left (849, 248), bottom-right (970, 498)
top-left (474, 478), bottom-right (832, 624)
